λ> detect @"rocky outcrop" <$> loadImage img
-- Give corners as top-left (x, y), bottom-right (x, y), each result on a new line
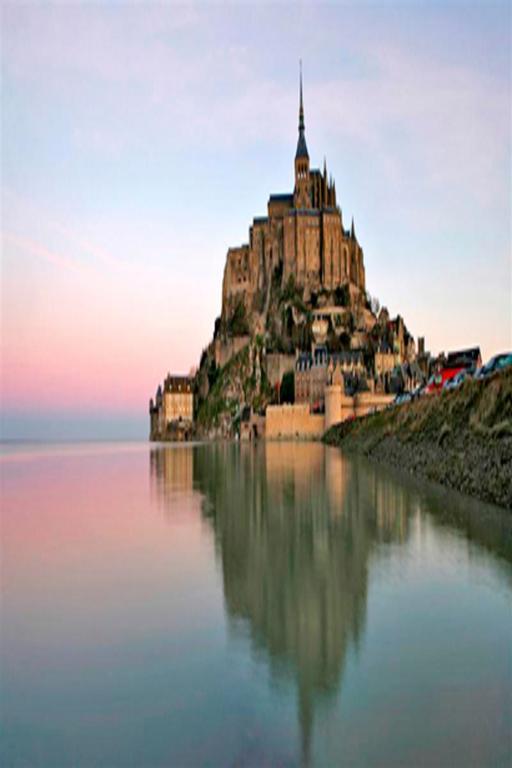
top-left (195, 341), bottom-right (273, 439)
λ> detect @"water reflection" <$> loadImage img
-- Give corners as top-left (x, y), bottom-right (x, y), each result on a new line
top-left (2, 443), bottom-right (510, 767)
top-left (152, 443), bottom-right (418, 762)
top-left (151, 442), bottom-right (512, 764)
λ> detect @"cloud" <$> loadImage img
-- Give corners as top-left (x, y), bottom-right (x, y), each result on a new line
top-left (2, 231), bottom-right (88, 276)
top-left (2, 189), bottom-right (124, 272)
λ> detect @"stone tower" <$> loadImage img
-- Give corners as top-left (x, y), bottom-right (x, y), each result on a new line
top-left (294, 63), bottom-right (310, 209)
top-left (220, 65), bottom-right (367, 334)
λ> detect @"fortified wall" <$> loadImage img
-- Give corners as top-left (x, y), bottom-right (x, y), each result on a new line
top-left (258, 389), bottom-right (394, 441)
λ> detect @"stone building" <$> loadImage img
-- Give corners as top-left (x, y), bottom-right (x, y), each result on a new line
top-left (149, 374), bottom-right (194, 440)
top-left (149, 69), bottom-right (427, 442)
top-left (295, 346), bottom-right (365, 411)
top-left (221, 70), bottom-right (366, 334)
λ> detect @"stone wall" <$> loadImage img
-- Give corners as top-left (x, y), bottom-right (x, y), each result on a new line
top-left (353, 392), bottom-right (394, 418)
top-left (265, 391), bottom-right (393, 440)
top-left (163, 391), bottom-right (193, 423)
top-left (266, 404), bottom-right (325, 439)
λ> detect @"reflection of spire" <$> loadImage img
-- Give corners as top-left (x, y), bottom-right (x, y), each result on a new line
top-left (148, 444), bottom-right (510, 764)
top-left (191, 443), bottom-right (376, 764)
top-left (150, 443), bottom-right (412, 764)
top-left (299, 678), bottom-right (313, 768)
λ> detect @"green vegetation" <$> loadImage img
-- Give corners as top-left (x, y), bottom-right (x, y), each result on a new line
top-left (196, 346), bottom-right (250, 428)
top-left (281, 274), bottom-right (297, 302)
top-left (227, 300), bottom-right (249, 336)
top-left (280, 371), bottom-right (295, 404)
top-left (207, 359), bottom-right (220, 389)
top-left (334, 284), bottom-right (350, 307)
top-left (196, 343), bottom-right (273, 433)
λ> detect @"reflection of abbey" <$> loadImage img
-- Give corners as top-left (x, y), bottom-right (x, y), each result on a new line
top-left (150, 70), bottom-right (429, 441)
top-left (222, 70), bottom-right (365, 334)
top-left (150, 442), bottom-right (411, 762)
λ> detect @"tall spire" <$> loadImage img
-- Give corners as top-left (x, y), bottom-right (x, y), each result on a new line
top-left (299, 60), bottom-right (305, 133)
top-left (295, 60), bottom-right (309, 160)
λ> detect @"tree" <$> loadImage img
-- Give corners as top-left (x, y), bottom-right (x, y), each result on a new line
top-left (208, 359), bottom-right (219, 389)
top-left (334, 284), bottom-right (350, 307)
top-left (228, 300), bottom-right (249, 336)
top-left (280, 371), bottom-right (295, 404)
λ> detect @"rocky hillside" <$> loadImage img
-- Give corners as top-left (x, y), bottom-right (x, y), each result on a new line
top-left (324, 368), bottom-right (512, 509)
top-left (194, 340), bottom-right (273, 439)
top-left (220, 269), bottom-right (365, 356)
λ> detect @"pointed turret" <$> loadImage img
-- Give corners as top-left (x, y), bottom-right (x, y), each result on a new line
top-left (322, 157), bottom-right (328, 206)
top-left (351, 217), bottom-right (355, 239)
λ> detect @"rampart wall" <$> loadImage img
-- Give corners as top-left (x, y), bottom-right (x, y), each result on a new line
top-left (265, 404), bottom-right (325, 440)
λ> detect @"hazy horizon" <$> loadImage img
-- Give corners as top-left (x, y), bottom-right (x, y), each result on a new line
top-left (2, 1), bottom-right (511, 440)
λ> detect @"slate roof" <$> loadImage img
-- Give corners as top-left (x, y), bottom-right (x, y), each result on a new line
top-left (163, 375), bottom-right (193, 394)
top-left (296, 131), bottom-right (309, 159)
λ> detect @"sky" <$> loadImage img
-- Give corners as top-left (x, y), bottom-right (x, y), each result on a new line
top-left (1, 1), bottom-right (511, 439)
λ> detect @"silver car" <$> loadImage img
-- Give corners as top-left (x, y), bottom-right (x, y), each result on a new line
top-left (475, 353), bottom-right (512, 380)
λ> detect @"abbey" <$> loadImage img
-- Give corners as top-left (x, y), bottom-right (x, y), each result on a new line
top-left (150, 70), bottom-right (428, 441)
top-left (222, 70), bottom-right (365, 334)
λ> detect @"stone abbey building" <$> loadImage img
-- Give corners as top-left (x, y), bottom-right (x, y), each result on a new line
top-left (150, 70), bottom-right (426, 441)
top-left (222, 70), bottom-right (366, 334)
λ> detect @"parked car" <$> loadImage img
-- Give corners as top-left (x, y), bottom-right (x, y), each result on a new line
top-left (475, 352), bottom-right (512, 380)
top-left (425, 367), bottom-right (463, 394)
top-left (392, 393), bottom-right (412, 407)
top-left (443, 368), bottom-right (472, 391)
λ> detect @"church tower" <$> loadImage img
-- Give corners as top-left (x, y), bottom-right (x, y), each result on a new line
top-left (294, 64), bottom-right (310, 209)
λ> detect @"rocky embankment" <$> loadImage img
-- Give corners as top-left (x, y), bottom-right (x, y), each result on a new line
top-left (324, 368), bottom-right (512, 509)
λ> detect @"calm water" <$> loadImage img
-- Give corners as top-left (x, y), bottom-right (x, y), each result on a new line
top-left (1, 441), bottom-right (511, 767)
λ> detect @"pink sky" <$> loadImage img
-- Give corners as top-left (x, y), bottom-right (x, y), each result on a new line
top-left (1, 3), bottom-right (510, 438)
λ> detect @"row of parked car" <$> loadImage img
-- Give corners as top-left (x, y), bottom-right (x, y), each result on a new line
top-left (392, 352), bottom-right (512, 407)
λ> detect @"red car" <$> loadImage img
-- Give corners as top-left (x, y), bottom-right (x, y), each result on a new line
top-left (425, 367), bottom-right (463, 394)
